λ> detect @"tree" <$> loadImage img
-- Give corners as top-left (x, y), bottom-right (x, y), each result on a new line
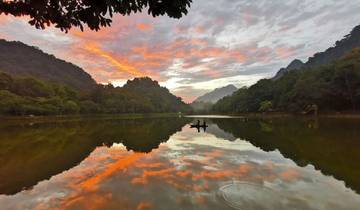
top-left (0, 72), bottom-right (13, 90)
top-left (259, 101), bottom-right (273, 112)
top-left (0, 0), bottom-right (193, 32)
top-left (63, 100), bottom-right (80, 114)
top-left (213, 48), bottom-right (360, 114)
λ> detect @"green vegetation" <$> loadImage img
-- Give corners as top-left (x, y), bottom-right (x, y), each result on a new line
top-left (258, 100), bottom-right (273, 112)
top-left (0, 39), bottom-right (97, 90)
top-left (213, 47), bottom-right (360, 113)
top-left (0, 73), bottom-right (190, 116)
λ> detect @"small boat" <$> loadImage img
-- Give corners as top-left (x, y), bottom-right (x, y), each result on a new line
top-left (190, 120), bottom-right (208, 128)
top-left (190, 124), bottom-right (208, 128)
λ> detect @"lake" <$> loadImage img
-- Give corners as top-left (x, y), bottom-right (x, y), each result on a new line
top-left (0, 115), bottom-right (359, 210)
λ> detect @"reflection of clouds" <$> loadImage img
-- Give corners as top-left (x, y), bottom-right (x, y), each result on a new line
top-left (0, 130), bottom-right (360, 210)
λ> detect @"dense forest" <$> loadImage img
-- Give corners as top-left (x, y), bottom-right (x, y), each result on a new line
top-left (213, 47), bottom-right (360, 113)
top-left (213, 24), bottom-right (360, 114)
top-left (0, 74), bottom-right (190, 116)
top-left (0, 39), bottom-right (97, 90)
top-left (1, 24), bottom-right (359, 116)
top-left (0, 39), bottom-right (190, 116)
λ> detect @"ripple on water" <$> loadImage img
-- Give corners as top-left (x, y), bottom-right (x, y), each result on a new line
top-left (218, 181), bottom-right (283, 210)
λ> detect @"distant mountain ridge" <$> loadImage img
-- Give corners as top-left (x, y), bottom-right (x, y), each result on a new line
top-left (213, 24), bottom-right (360, 114)
top-left (194, 84), bottom-right (237, 104)
top-left (273, 59), bottom-right (304, 80)
top-left (305, 25), bottom-right (360, 68)
top-left (0, 39), bottom-right (96, 90)
top-left (273, 24), bottom-right (360, 79)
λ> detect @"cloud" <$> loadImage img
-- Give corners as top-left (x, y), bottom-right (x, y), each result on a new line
top-left (0, 0), bottom-right (359, 101)
top-left (83, 43), bottom-right (145, 77)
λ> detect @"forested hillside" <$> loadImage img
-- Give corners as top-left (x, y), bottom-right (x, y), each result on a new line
top-left (91, 77), bottom-right (190, 113)
top-left (273, 24), bottom-right (360, 80)
top-left (213, 47), bottom-right (360, 113)
top-left (0, 73), bottom-right (190, 115)
top-left (213, 24), bottom-right (360, 114)
top-left (0, 39), bottom-right (96, 90)
top-left (305, 25), bottom-right (360, 68)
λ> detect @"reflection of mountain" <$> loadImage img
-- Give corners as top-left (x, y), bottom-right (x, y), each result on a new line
top-left (212, 118), bottom-right (360, 193)
top-left (205, 123), bottom-right (237, 141)
top-left (0, 117), bottom-right (190, 195)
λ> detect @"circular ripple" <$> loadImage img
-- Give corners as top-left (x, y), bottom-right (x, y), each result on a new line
top-left (218, 181), bottom-right (282, 210)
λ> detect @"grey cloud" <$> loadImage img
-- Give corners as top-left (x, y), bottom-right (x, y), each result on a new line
top-left (1, 0), bottom-right (360, 100)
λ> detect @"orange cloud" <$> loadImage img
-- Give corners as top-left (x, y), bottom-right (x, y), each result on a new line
top-left (193, 26), bottom-right (207, 34)
top-left (136, 201), bottom-right (153, 210)
top-left (195, 196), bottom-right (206, 205)
top-left (81, 152), bottom-right (144, 190)
top-left (84, 43), bottom-right (145, 77)
top-left (131, 168), bottom-right (175, 185)
top-left (136, 23), bottom-right (153, 31)
top-left (176, 170), bottom-right (192, 178)
top-left (280, 168), bottom-right (300, 181)
top-left (239, 164), bottom-right (252, 175)
top-left (276, 47), bottom-right (296, 59)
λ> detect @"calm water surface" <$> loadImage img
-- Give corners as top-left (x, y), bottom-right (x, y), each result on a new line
top-left (0, 116), bottom-right (359, 210)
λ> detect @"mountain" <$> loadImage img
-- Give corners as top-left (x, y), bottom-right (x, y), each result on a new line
top-left (0, 39), bottom-right (96, 90)
top-left (0, 71), bottom-right (190, 115)
top-left (214, 24), bottom-right (360, 113)
top-left (273, 24), bottom-right (360, 79)
top-left (0, 40), bottom-right (190, 115)
top-left (194, 84), bottom-right (237, 104)
top-left (121, 77), bottom-right (190, 112)
top-left (213, 47), bottom-right (360, 113)
top-left (273, 59), bottom-right (304, 80)
top-left (305, 25), bottom-right (360, 68)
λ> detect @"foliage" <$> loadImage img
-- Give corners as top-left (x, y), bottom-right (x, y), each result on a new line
top-left (259, 101), bottom-right (273, 112)
top-left (0, 0), bottom-right (193, 32)
top-left (0, 73), bottom-right (190, 116)
top-left (306, 25), bottom-right (360, 68)
top-left (0, 39), bottom-right (97, 90)
top-left (213, 47), bottom-right (360, 113)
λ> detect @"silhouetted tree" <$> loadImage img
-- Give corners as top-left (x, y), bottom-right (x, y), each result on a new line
top-left (0, 0), bottom-right (193, 32)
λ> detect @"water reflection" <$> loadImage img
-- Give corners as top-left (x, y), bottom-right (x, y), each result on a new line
top-left (0, 116), bottom-right (359, 210)
top-left (210, 118), bottom-right (360, 193)
top-left (0, 117), bottom-right (190, 195)
top-left (190, 120), bottom-right (208, 132)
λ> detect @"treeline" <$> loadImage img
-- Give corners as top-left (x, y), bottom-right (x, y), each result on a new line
top-left (0, 74), bottom-right (190, 116)
top-left (213, 47), bottom-right (360, 113)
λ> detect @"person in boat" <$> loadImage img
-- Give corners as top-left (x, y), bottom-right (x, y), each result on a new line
top-left (202, 121), bottom-right (207, 127)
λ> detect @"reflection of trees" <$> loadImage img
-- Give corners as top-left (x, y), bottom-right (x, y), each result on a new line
top-left (0, 117), bottom-right (190, 195)
top-left (212, 118), bottom-right (360, 193)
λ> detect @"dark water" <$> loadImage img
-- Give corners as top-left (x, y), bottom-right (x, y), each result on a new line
top-left (0, 116), bottom-right (359, 210)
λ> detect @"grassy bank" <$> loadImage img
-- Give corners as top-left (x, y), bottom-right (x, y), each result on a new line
top-left (0, 113), bottom-right (183, 125)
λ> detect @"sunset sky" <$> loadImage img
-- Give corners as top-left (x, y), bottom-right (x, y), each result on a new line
top-left (0, 0), bottom-right (360, 102)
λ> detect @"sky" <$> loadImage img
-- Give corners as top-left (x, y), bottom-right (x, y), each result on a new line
top-left (0, 0), bottom-right (360, 102)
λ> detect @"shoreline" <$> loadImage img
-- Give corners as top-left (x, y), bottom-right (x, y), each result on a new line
top-left (235, 113), bottom-right (360, 119)
top-left (0, 113), bottom-right (182, 124)
top-left (1, 112), bottom-right (360, 123)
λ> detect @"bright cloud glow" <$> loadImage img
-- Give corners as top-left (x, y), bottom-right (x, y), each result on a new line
top-left (0, 0), bottom-right (359, 102)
